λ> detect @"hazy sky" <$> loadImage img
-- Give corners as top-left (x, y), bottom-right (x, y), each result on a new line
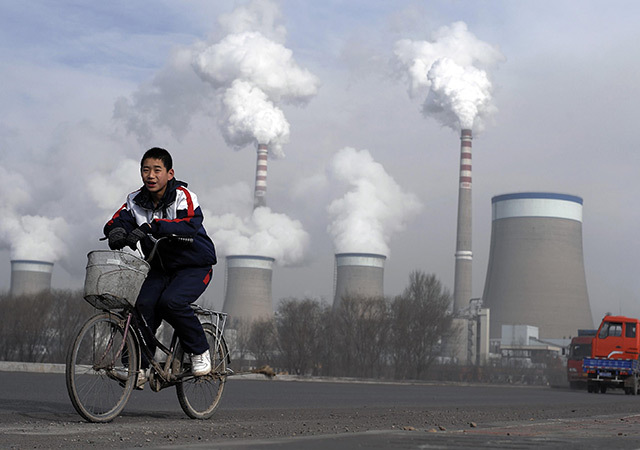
top-left (1, 0), bottom-right (638, 329)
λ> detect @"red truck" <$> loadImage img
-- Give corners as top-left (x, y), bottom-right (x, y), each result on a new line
top-left (567, 329), bottom-right (596, 389)
top-left (583, 315), bottom-right (640, 394)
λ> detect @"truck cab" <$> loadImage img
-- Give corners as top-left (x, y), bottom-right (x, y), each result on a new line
top-left (584, 315), bottom-right (640, 394)
top-left (567, 331), bottom-right (595, 389)
top-left (592, 315), bottom-right (640, 360)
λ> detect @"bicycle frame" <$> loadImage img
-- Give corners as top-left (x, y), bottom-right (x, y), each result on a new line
top-left (104, 304), bottom-right (231, 391)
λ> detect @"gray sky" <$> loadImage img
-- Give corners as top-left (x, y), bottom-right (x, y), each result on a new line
top-left (0, 0), bottom-right (638, 329)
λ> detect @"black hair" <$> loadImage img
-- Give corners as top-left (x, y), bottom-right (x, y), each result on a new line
top-left (141, 147), bottom-right (173, 170)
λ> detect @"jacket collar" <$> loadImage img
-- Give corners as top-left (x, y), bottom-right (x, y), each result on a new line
top-left (133, 178), bottom-right (188, 210)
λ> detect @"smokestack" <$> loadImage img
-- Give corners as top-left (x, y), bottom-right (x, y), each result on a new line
top-left (253, 143), bottom-right (268, 209)
top-left (482, 192), bottom-right (594, 339)
top-left (333, 253), bottom-right (386, 310)
top-left (453, 128), bottom-right (473, 313)
top-left (10, 260), bottom-right (54, 297)
top-left (222, 255), bottom-right (274, 322)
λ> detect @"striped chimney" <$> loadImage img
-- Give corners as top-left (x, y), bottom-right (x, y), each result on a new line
top-left (253, 143), bottom-right (268, 209)
top-left (453, 128), bottom-right (473, 313)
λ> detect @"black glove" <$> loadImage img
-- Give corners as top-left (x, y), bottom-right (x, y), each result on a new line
top-left (107, 227), bottom-right (127, 250)
top-left (125, 223), bottom-right (152, 250)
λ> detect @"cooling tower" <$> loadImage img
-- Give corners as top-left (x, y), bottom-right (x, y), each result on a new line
top-left (482, 192), bottom-right (593, 339)
top-left (253, 143), bottom-right (268, 209)
top-left (453, 128), bottom-right (473, 313)
top-left (333, 253), bottom-right (386, 309)
top-left (10, 260), bottom-right (54, 297)
top-left (222, 255), bottom-right (275, 323)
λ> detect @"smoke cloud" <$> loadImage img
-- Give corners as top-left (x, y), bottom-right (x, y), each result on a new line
top-left (327, 148), bottom-right (422, 256)
top-left (218, 79), bottom-right (290, 156)
top-left (394, 21), bottom-right (503, 130)
top-left (206, 205), bottom-right (309, 267)
top-left (113, 1), bottom-right (319, 153)
top-left (0, 167), bottom-right (68, 262)
top-left (199, 181), bottom-right (309, 267)
top-left (0, 115), bottom-right (144, 277)
top-left (192, 1), bottom-right (319, 156)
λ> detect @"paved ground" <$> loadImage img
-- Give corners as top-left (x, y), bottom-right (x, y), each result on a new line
top-left (2, 362), bottom-right (640, 449)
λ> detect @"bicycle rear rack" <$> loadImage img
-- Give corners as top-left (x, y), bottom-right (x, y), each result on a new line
top-left (191, 304), bottom-right (231, 366)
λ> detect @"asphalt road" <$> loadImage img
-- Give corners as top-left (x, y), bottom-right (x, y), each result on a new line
top-left (2, 368), bottom-right (640, 449)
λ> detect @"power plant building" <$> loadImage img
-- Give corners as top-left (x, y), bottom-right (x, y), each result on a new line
top-left (222, 255), bottom-right (275, 323)
top-left (10, 260), bottom-right (54, 297)
top-left (333, 253), bottom-right (386, 309)
top-left (482, 192), bottom-right (593, 339)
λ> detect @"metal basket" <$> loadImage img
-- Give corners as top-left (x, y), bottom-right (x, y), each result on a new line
top-left (83, 250), bottom-right (150, 310)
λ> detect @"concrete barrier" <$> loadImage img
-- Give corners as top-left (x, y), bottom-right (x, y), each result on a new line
top-left (0, 361), bottom-right (65, 373)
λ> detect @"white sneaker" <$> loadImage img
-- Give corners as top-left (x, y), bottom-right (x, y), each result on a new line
top-left (190, 350), bottom-right (211, 376)
top-left (136, 369), bottom-right (148, 390)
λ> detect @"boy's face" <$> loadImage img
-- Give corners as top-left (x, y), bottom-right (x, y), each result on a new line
top-left (141, 157), bottom-right (174, 200)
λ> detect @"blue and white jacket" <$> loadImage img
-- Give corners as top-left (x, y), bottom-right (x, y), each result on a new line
top-left (103, 179), bottom-right (217, 271)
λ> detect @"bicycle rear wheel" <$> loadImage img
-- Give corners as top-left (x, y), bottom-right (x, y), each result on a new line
top-left (176, 322), bottom-right (228, 419)
top-left (65, 312), bottom-right (138, 423)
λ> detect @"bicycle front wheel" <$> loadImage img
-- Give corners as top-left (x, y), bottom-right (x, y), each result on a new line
top-left (176, 322), bottom-right (228, 419)
top-left (65, 312), bottom-right (138, 423)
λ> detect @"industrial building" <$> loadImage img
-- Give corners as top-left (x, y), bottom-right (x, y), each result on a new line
top-left (222, 255), bottom-right (275, 322)
top-left (333, 252), bottom-right (386, 310)
top-left (9, 260), bottom-right (53, 297)
top-left (482, 192), bottom-right (593, 339)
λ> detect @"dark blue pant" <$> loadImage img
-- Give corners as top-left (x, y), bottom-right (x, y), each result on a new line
top-left (135, 265), bottom-right (213, 359)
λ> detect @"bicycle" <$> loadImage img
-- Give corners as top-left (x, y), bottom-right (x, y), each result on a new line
top-left (65, 235), bottom-right (232, 423)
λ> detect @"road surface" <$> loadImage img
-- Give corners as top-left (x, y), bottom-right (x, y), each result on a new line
top-left (1, 367), bottom-right (640, 448)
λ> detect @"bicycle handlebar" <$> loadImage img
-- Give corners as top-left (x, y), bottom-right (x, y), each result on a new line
top-left (146, 234), bottom-right (193, 262)
top-left (99, 233), bottom-right (194, 262)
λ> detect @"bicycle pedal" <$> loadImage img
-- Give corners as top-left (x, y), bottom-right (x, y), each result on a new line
top-left (148, 371), bottom-right (163, 392)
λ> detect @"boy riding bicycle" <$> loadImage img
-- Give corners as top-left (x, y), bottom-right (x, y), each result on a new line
top-left (103, 147), bottom-right (217, 385)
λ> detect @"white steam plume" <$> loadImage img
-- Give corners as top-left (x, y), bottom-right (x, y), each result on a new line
top-left (192, 1), bottom-right (319, 156)
top-left (0, 215), bottom-right (68, 262)
top-left (394, 21), bottom-right (503, 131)
top-left (0, 167), bottom-right (68, 262)
top-left (201, 181), bottom-right (309, 266)
top-left (327, 148), bottom-right (422, 256)
top-left (219, 80), bottom-right (290, 157)
top-left (207, 205), bottom-right (309, 267)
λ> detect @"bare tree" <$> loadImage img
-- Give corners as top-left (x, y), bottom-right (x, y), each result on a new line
top-left (0, 290), bottom-right (94, 363)
top-left (0, 292), bottom-right (53, 362)
top-left (225, 317), bottom-right (253, 368)
top-left (275, 298), bottom-right (328, 375)
top-left (248, 317), bottom-right (277, 367)
top-left (390, 271), bottom-right (454, 380)
top-left (332, 295), bottom-right (390, 378)
top-left (45, 290), bottom-right (94, 362)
